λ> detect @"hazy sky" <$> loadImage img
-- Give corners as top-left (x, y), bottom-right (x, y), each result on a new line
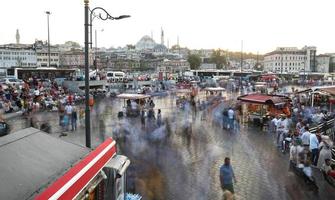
top-left (1, 0), bottom-right (334, 54)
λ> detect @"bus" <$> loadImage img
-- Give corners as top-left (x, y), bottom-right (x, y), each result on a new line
top-left (6, 67), bottom-right (76, 80)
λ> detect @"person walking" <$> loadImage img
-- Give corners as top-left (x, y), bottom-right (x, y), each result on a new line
top-left (157, 109), bottom-right (162, 127)
top-left (301, 126), bottom-right (311, 148)
top-left (227, 107), bottom-right (235, 131)
top-left (71, 106), bottom-right (78, 131)
top-left (220, 157), bottom-right (237, 194)
top-left (309, 131), bottom-right (319, 166)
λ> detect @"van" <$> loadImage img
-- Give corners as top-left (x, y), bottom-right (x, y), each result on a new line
top-left (106, 71), bottom-right (125, 82)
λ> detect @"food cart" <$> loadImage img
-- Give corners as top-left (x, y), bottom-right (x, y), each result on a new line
top-left (0, 128), bottom-right (131, 200)
top-left (174, 89), bottom-right (197, 109)
top-left (204, 87), bottom-right (225, 97)
top-left (237, 94), bottom-right (291, 125)
top-left (117, 93), bottom-right (151, 117)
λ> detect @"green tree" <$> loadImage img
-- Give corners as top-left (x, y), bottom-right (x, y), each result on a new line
top-left (187, 54), bottom-right (201, 70)
top-left (126, 44), bottom-right (135, 50)
top-left (210, 49), bottom-right (227, 69)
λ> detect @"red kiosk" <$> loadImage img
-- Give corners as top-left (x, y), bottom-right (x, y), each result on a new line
top-left (0, 128), bottom-right (130, 200)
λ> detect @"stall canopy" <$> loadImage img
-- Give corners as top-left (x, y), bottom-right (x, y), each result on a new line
top-left (237, 94), bottom-right (290, 105)
top-left (0, 127), bottom-right (117, 200)
top-left (117, 93), bottom-right (151, 100)
top-left (204, 87), bottom-right (226, 92)
top-left (0, 128), bottom-right (90, 200)
top-left (297, 86), bottom-right (335, 95)
top-left (35, 137), bottom-right (116, 200)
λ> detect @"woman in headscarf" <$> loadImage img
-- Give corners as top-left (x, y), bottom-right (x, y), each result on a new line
top-left (317, 136), bottom-right (333, 169)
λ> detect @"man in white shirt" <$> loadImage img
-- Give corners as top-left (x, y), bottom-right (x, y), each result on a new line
top-left (227, 108), bottom-right (234, 130)
top-left (65, 103), bottom-right (73, 116)
top-left (301, 126), bottom-right (311, 147)
top-left (277, 115), bottom-right (288, 148)
top-left (271, 115), bottom-right (280, 133)
top-left (309, 132), bottom-right (319, 166)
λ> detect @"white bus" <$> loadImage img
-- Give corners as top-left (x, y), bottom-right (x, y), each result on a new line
top-left (106, 71), bottom-right (126, 82)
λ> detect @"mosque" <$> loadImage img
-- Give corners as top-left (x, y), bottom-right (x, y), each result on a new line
top-left (135, 28), bottom-right (168, 54)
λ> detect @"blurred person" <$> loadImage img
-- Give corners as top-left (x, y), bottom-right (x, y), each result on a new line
top-left (301, 126), bottom-right (311, 147)
top-left (157, 109), bottom-right (162, 127)
top-left (220, 157), bottom-right (237, 194)
top-left (227, 107), bottom-right (234, 130)
top-left (309, 131), bottom-right (319, 166)
top-left (71, 105), bottom-right (78, 131)
top-left (303, 160), bottom-right (313, 181)
top-left (317, 138), bottom-right (332, 169)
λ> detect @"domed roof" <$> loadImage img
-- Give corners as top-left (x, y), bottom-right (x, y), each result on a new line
top-left (153, 44), bottom-right (168, 52)
top-left (136, 35), bottom-right (157, 50)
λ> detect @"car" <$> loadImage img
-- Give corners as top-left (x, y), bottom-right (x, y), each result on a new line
top-left (0, 77), bottom-right (23, 86)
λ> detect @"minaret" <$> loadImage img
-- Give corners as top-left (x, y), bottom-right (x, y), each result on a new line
top-left (16, 29), bottom-right (20, 44)
top-left (177, 35), bottom-right (180, 47)
top-left (151, 30), bottom-right (153, 40)
top-left (161, 27), bottom-right (164, 45)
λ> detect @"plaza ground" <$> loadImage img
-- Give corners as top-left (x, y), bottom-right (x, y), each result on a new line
top-left (7, 95), bottom-right (335, 200)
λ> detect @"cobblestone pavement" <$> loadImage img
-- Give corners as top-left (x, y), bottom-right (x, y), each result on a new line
top-left (7, 96), bottom-right (335, 200)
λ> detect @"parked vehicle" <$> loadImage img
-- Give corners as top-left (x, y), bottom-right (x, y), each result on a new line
top-left (106, 71), bottom-right (126, 82)
top-left (0, 77), bottom-right (23, 86)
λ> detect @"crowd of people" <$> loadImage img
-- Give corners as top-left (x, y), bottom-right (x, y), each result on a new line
top-left (266, 91), bottom-right (335, 187)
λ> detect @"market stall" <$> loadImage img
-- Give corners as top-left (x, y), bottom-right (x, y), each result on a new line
top-left (237, 94), bottom-right (291, 125)
top-left (117, 93), bottom-right (151, 117)
top-left (0, 128), bottom-right (132, 200)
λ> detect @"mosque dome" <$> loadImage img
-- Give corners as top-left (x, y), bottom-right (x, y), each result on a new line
top-left (153, 44), bottom-right (168, 52)
top-left (135, 35), bottom-right (157, 50)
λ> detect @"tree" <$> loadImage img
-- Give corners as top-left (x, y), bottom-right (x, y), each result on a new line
top-left (187, 54), bottom-right (201, 70)
top-left (210, 49), bottom-right (227, 69)
top-left (126, 44), bottom-right (135, 50)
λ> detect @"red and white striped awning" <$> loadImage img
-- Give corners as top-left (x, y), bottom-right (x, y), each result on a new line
top-left (35, 138), bottom-right (116, 200)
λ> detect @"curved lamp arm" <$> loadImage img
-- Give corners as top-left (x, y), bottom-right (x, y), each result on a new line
top-left (90, 7), bottom-right (130, 21)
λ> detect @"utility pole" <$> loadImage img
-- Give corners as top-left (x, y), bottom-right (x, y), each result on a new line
top-left (46, 11), bottom-right (51, 67)
top-left (240, 40), bottom-right (243, 72)
top-left (240, 40), bottom-right (243, 93)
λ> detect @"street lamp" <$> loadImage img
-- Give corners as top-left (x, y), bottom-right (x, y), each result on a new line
top-left (84, 0), bottom-right (130, 148)
top-left (94, 29), bottom-right (104, 71)
top-left (279, 47), bottom-right (284, 75)
top-left (45, 11), bottom-right (51, 67)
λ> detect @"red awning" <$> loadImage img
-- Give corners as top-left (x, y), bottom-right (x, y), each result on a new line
top-left (35, 138), bottom-right (116, 200)
top-left (237, 94), bottom-right (289, 105)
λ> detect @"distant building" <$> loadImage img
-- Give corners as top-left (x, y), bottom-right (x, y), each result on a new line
top-left (135, 31), bottom-right (168, 55)
top-left (135, 35), bottom-right (157, 50)
top-left (264, 46), bottom-right (317, 73)
top-left (34, 40), bottom-right (60, 67)
top-left (160, 58), bottom-right (190, 73)
top-left (0, 44), bottom-right (37, 70)
top-left (327, 54), bottom-right (335, 73)
top-left (200, 63), bottom-right (216, 69)
top-left (106, 58), bottom-right (141, 72)
top-left (316, 54), bottom-right (330, 73)
top-left (59, 49), bottom-right (93, 68)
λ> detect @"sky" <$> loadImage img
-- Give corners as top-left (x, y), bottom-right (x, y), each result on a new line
top-left (1, 0), bottom-right (334, 54)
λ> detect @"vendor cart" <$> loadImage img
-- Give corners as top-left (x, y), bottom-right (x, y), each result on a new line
top-left (237, 93), bottom-right (291, 125)
top-left (117, 93), bottom-right (151, 117)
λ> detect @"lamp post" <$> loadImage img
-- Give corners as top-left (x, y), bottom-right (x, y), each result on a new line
top-left (94, 29), bottom-right (104, 71)
top-left (240, 40), bottom-right (243, 94)
top-left (84, 0), bottom-right (130, 148)
top-left (279, 47), bottom-right (284, 74)
top-left (46, 11), bottom-right (51, 67)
